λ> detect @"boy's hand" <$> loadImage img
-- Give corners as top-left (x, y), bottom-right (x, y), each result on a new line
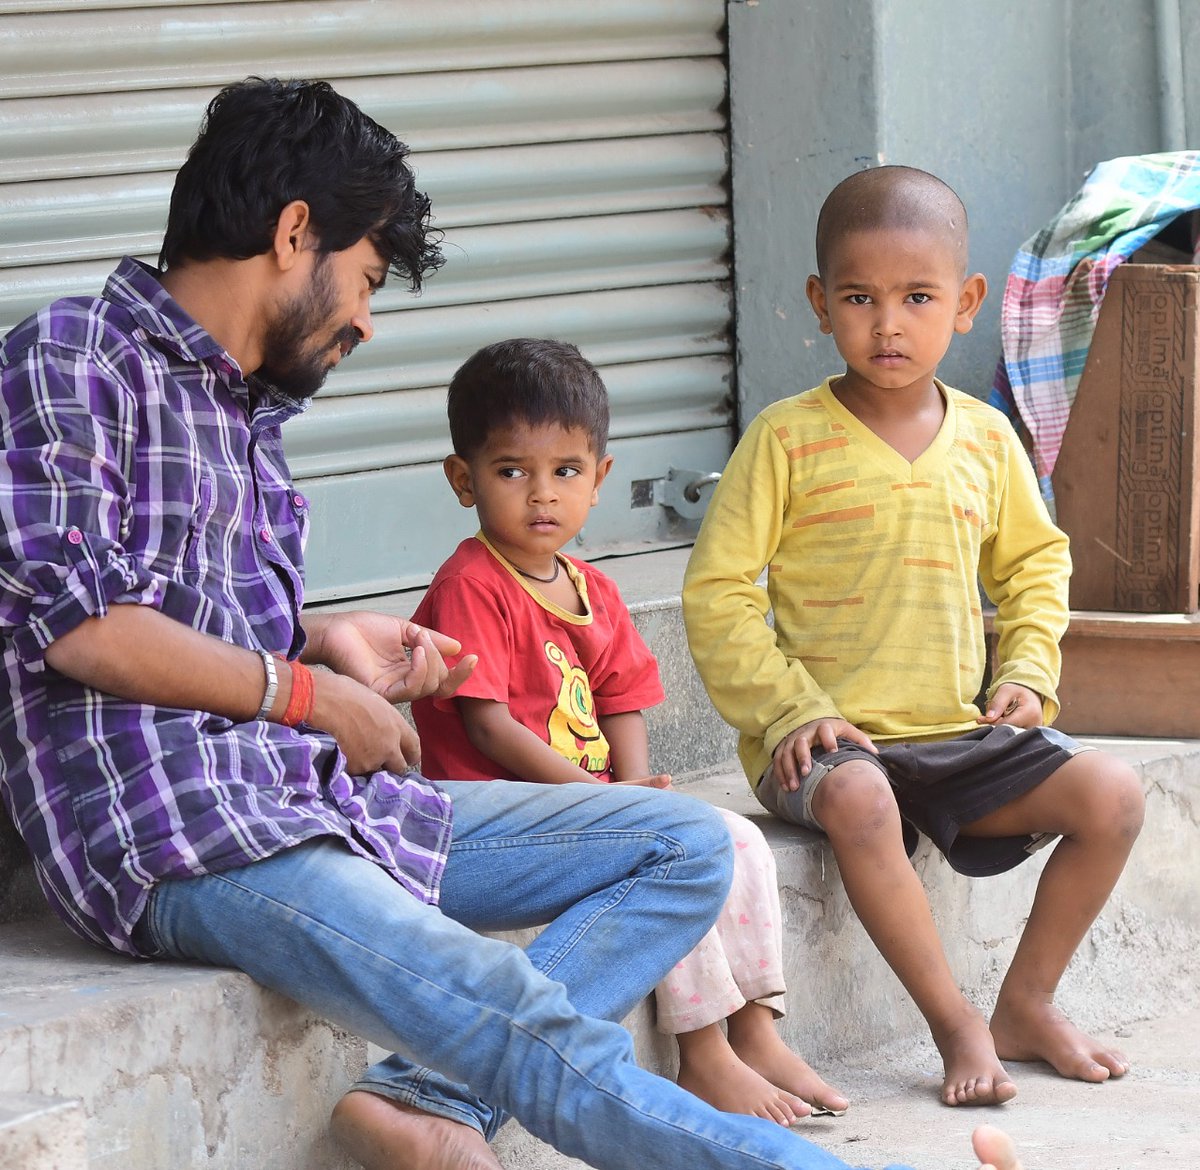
top-left (772, 718), bottom-right (876, 791)
top-left (977, 683), bottom-right (1043, 729)
top-left (612, 772), bottom-right (673, 789)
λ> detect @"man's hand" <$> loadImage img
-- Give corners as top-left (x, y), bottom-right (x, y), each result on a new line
top-left (304, 611), bottom-right (477, 703)
top-left (308, 668), bottom-right (422, 775)
top-left (772, 717), bottom-right (876, 791)
top-left (976, 682), bottom-right (1043, 729)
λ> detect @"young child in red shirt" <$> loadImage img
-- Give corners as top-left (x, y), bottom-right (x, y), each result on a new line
top-left (412, 337), bottom-right (848, 1125)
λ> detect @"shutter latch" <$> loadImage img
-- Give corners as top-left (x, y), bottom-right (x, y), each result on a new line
top-left (652, 467), bottom-right (722, 520)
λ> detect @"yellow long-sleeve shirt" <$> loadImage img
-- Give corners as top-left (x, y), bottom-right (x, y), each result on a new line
top-left (682, 378), bottom-right (1071, 788)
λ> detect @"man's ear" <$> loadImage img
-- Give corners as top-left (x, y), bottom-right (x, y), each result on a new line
top-left (271, 200), bottom-right (313, 272)
top-left (805, 274), bottom-right (833, 334)
top-left (954, 272), bottom-right (988, 335)
top-left (443, 454), bottom-right (475, 507)
top-left (590, 453), bottom-right (615, 505)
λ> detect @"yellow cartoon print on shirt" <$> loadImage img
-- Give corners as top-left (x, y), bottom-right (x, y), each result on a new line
top-left (544, 640), bottom-right (610, 774)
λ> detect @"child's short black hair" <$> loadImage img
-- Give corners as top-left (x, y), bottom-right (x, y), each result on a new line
top-left (815, 165), bottom-right (968, 278)
top-left (447, 338), bottom-right (610, 458)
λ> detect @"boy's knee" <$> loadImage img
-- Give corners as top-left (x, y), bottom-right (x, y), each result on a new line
top-left (1072, 754), bottom-right (1145, 842)
top-left (813, 761), bottom-right (898, 843)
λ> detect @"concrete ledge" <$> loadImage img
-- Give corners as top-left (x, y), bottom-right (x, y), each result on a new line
top-left (0, 922), bottom-right (362, 1170)
top-left (0, 1092), bottom-right (87, 1170)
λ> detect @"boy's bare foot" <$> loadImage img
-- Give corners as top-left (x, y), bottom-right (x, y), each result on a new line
top-left (934, 1012), bottom-right (1018, 1107)
top-left (330, 1090), bottom-right (502, 1170)
top-left (972, 1124), bottom-right (1024, 1170)
top-left (676, 1023), bottom-right (811, 1126)
top-left (726, 1004), bottom-right (850, 1114)
top-left (990, 997), bottom-right (1130, 1082)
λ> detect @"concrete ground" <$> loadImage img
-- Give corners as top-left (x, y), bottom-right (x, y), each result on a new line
top-left (493, 1008), bottom-right (1200, 1170)
top-left (799, 1009), bottom-right (1200, 1170)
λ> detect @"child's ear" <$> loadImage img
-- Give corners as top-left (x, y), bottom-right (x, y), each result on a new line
top-left (954, 272), bottom-right (988, 334)
top-left (590, 453), bottom-right (615, 505)
top-left (805, 274), bottom-right (833, 334)
top-left (443, 454), bottom-right (475, 507)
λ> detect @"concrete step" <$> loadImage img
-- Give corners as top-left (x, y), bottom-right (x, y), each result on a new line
top-left (0, 1092), bottom-right (87, 1170)
top-left (0, 922), bottom-right (362, 1170)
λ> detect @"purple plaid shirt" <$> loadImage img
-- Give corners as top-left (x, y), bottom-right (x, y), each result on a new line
top-left (0, 258), bottom-right (452, 956)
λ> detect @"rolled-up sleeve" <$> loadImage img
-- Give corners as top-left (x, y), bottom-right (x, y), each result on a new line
top-left (0, 339), bottom-right (164, 670)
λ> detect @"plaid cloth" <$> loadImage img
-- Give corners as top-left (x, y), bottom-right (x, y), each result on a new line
top-left (990, 151), bottom-right (1200, 499)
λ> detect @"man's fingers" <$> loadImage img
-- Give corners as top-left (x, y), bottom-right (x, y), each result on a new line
top-left (439, 654), bottom-right (478, 697)
top-left (395, 720), bottom-right (421, 771)
top-left (390, 644), bottom-right (428, 699)
top-left (412, 630), bottom-right (450, 688)
top-left (412, 622), bottom-right (463, 657)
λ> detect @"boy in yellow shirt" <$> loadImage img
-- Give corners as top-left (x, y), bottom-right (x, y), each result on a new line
top-left (682, 165), bottom-right (1144, 1108)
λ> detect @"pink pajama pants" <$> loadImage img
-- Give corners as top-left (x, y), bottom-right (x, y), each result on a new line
top-left (653, 806), bottom-right (786, 1034)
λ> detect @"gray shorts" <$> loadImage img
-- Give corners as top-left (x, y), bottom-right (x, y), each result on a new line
top-left (755, 724), bottom-right (1090, 877)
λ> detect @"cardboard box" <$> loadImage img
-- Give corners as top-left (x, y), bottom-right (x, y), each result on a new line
top-left (1052, 264), bottom-right (1200, 613)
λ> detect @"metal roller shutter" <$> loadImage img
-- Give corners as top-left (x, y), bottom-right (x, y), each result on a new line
top-left (0, 0), bottom-right (734, 600)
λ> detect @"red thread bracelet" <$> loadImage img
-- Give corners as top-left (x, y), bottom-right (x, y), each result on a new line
top-left (279, 657), bottom-right (315, 727)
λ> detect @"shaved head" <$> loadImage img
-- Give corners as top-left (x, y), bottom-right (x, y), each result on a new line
top-left (815, 166), bottom-right (968, 278)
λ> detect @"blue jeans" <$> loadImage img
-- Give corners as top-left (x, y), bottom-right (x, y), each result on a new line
top-left (139, 779), bottom-right (909, 1170)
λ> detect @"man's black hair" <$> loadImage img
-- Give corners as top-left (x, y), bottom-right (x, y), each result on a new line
top-left (158, 77), bottom-right (443, 290)
top-left (447, 339), bottom-right (610, 458)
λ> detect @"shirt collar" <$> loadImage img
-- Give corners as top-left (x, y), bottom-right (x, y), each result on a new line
top-left (104, 257), bottom-right (310, 425)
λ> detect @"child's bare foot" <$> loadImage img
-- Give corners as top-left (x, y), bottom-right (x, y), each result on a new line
top-left (972, 1124), bottom-right (1024, 1170)
top-left (990, 996), bottom-right (1130, 1082)
top-left (676, 1022), bottom-right (811, 1126)
top-left (933, 1011), bottom-right (1018, 1107)
top-left (330, 1091), bottom-right (502, 1170)
top-left (726, 1003), bottom-right (850, 1114)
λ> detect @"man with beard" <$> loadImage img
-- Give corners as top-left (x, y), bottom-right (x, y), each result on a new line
top-left (0, 77), bottom-right (1026, 1170)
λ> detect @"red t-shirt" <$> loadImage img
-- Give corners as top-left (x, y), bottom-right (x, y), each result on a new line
top-left (412, 535), bottom-right (664, 781)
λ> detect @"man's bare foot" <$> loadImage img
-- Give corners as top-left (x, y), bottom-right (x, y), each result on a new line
top-left (972, 1124), bottom-right (1024, 1170)
top-left (676, 1022), bottom-right (810, 1126)
top-left (330, 1090), bottom-right (501, 1170)
top-left (933, 1011), bottom-right (1018, 1107)
top-left (991, 996), bottom-right (1130, 1082)
top-left (726, 1003), bottom-right (850, 1115)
